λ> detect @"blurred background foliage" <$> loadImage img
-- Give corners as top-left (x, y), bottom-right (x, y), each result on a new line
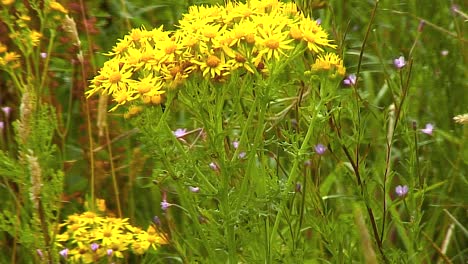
top-left (0, 0), bottom-right (466, 262)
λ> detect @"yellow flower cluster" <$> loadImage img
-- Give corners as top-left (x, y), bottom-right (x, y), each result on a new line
top-left (0, 1), bottom-right (69, 69)
top-left (86, 0), bottom-right (344, 111)
top-left (56, 211), bottom-right (167, 263)
top-left (0, 43), bottom-right (21, 69)
top-left (311, 52), bottom-right (346, 76)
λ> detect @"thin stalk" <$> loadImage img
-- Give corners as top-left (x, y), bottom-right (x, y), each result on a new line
top-left (269, 102), bottom-right (318, 263)
top-left (82, 65), bottom-right (95, 212)
top-left (104, 125), bottom-right (122, 218)
top-left (332, 111), bottom-right (386, 262)
top-left (38, 30), bottom-right (56, 96)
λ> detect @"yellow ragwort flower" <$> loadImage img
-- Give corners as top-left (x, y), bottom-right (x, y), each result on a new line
top-left (3, 52), bottom-right (21, 63)
top-left (50, 1), bottom-right (69, 14)
top-left (86, 0), bottom-right (344, 110)
top-left (30, 30), bottom-right (42, 46)
top-left (97, 59), bottom-right (135, 95)
top-left (129, 74), bottom-right (165, 97)
top-left (311, 52), bottom-right (346, 76)
top-left (1, 0), bottom-right (14, 5)
top-left (299, 17), bottom-right (337, 53)
top-left (193, 52), bottom-right (230, 79)
top-left (255, 24), bottom-right (294, 62)
top-left (0, 43), bottom-right (7, 53)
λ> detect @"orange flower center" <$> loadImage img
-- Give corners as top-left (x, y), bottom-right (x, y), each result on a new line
top-left (103, 230), bottom-right (112, 237)
top-left (206, 55), bottom-right (221, 68)
top-left (138, 82), bottom-right (152, 94)
top-left (304, 32), bottom-right (315, 43)
top-left (234, 29), bottom-right (246, 39)
top-left (265, 38), bottom-right (279, 50)
top-left (289, 27), bottom-right (302, 40)
top-left (151, 94), bottom-right (163, 105)
top-left (170, 66), bottom-right (182, 77)
top-left (245, 33), bottom-right (255, 44)
top-left (108, 72), bottom-right (122, 83)
top-left (235, 54), bottom-right (246, 63)
top-left (164, 43), bottom-right (177, 54)
top-left (141, 52), bottom-right (154, 62)
top-left (242, 10), bottom-right (252, 17)
top-left (203, 30), bottom-right (217, 39)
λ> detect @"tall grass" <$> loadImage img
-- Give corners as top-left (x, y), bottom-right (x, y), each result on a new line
top-left (0, 0), bottom-right (466, 263)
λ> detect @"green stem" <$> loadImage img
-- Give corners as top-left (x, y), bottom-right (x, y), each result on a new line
top-left (268, 102), bottom-right (318, 262)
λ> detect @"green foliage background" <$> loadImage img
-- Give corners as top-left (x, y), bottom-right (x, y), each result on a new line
top-left (0, 0), bottom-right (466, 263)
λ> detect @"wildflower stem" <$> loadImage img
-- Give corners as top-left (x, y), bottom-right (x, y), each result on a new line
top-left (160, 95), bottom-right (218, 193)
top-left (330, 110), bottom-right (387, 262)
top-left (104, 125), bottom-right (122, 218)
top-left (83, 73), bottom-right (95, 213)
top-left (354, 0), bottom-right (379, 98)
top-left (39, 29), bottom-right (56, 99)
top-left (269, 100), bottom-right (318, 262)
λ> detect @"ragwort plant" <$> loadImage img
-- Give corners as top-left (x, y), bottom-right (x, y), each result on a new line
top-left (85, 0), bottom-right (376, 262)
top-left (86, 0), bottom-right (467, 262)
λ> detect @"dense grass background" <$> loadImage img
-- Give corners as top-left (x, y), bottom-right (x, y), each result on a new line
top-left (0, 0), bottom-right (466, 263)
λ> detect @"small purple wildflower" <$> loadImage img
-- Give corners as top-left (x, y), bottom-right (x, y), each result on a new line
top-left (314, 144), bottom-right (327, 155)
top-left (395, 185), bottom-right (409, 197)
top-left (209, 162), bottom-right (219, 171)
top-left (238, 152), bottom-right (246, 159)
top-left (36, 249), bottom-right (44, 259)
top-left (91, 243), bottom-right (99, 252)
top-left (40, 52), bottom-right (47, 59)
top-left (417, 20), bottom-right (425, 32)
top-left (343, 74), bottom-right (356, 86)
top-left (295, 182), bottom-right (302, 193)
top-left (173, 128), bottom-right (187, 139)
top-left (315, 18), bottom-right (322, 25)
top-left (421, 123), bottom-right (434, 135)
top-left (1, 106), bottom-right (11, 117)
top-left (152, 215), bottom-right (161, 226)
top-left (393, 56), bottom-right (406, 69)
top-left (189, 186), bottom-right (200, 193)
top-left (107, 249), bottom-right (113, 256)
top-left (161, 199), bottom-right (171, 211)
top-left (161, 192), bottom-right (171, 211)
top-left (232, 140), bottom-right (239, 149)
top-left (59, 248), bottom-right (69, 259)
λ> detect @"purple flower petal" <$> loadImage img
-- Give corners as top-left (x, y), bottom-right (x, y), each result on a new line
top-left (91, 243), bottom-right (99, 252)
top-left (161, 200), bottom-right (171, 211)
top-left (343, 74), bottom-right (356, 86)
top-left (393, 56), bottom-right (406, 69)
top-left (209, 162), bottom-right (219, 171)
top-left (173, 128), bottom-right (187, 138)
top-left (421, 123), bottom-right (434, 135)
top-left (395, 185), bottom-right (409, 197)
top-left (59, 248), bottom-right (69, 258)
top-left (314, 144), bottom-right (327, 155)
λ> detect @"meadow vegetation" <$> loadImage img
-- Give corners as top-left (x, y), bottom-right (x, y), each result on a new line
top-left (0, 0), bottom-right (466, 263)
